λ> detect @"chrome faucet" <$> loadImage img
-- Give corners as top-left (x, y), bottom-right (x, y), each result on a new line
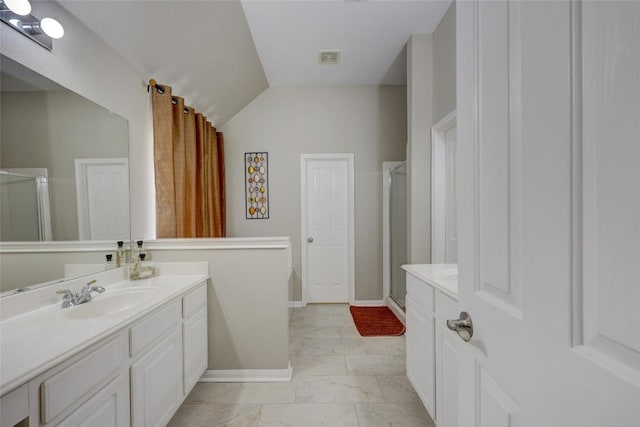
top-left (56, 280), bottom-right (106, 308)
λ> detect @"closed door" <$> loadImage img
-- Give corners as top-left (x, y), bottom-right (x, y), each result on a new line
top-left (75, 158), bottom-right (129, 240)
top-left (456, 2), bottom-right (639, 426)
top-left (301, 154), bottom-right (354, 304)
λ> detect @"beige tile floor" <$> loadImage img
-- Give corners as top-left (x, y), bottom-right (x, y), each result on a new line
top-left (168, 303), bottom-right (436, 427)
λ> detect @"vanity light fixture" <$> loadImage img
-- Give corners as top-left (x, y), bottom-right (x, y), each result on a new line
top-left (0, 0), bottom-right (64, 50)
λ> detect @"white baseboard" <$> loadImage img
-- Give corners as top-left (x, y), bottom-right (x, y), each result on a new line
top-left (352, 300), bottom-right (386, 307)
top-left (288, 301), bottom-right (304, 308)
top-left (387, 298), bottom-right (406, 326)
top-left (199, 362), bottom-right (293, 383)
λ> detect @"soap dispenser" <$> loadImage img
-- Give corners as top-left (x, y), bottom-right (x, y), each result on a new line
top-left (105, 254), bottom-right (115, 270)
top-left (116, 241), bottom-right (125, 267)
top-left (135, 240), bottom-right (151, 261)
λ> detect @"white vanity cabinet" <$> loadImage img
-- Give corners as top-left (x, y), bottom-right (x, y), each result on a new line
top-left (131, 329), bottom-right (183, 427)
top-left (181, 285), bottom-right (208, 395)
top-left (404, 266), bottom-right (460, 427)
top-left (1, 279), bottom-right (208, 427)
top-left (405, 274), bottom-right (436, 415)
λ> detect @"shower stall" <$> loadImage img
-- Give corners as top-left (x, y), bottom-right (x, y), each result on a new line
top-left (386, 162), bottom-right (407, 310)
top-left (0, 169), bottom-right (52, 241)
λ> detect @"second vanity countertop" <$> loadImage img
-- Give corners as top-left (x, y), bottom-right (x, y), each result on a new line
top-left (401, 263), bottom-right (458, 301)
top-left (0, 263), bottom-right (209, 396)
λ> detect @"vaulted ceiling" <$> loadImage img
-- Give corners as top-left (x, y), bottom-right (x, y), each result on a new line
top-left (60, 0), bottom-right (451, 126)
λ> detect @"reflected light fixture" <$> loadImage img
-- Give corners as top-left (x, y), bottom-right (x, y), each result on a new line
top-left (0, 0), bottom-right (65, 50)
top-left (4, 0), bottom-right (30, 16)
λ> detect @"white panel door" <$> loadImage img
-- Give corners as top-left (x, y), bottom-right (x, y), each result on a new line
top-left (456, 2), bottom-right (640, 427)
top-left (301, 154), bottom-right (354, 304)
top-left (75, 158), bottom-right (129, 240)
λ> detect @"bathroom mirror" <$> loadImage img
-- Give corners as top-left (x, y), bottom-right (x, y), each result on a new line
top-left (0, 55), bottom-right (130, 295)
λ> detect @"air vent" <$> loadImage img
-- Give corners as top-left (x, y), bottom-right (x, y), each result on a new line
top-left (318, 50), bottom-right (341, 65)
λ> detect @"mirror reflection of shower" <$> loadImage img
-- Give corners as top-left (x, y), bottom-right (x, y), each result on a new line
top-left (0, 169), bottom-right (52, 241)
top-left (389, 162), bottom-right (407, 310)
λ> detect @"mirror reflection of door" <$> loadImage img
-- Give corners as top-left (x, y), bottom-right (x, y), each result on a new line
top-left (75, 158), bottom-right (129, 240)
top-left (432, 110), bottom-right (457, 264)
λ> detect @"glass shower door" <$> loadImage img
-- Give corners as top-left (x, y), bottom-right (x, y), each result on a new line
top-left (389, 163), bottom-right (407, 309)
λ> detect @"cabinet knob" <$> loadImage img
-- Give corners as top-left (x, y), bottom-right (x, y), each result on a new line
top-left (446, 311), bottom-right (474, 342)
top-left (307, 237), bottom-right (314, 243)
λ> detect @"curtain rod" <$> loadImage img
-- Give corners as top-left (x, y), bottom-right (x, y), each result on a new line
top-left (147, 79), bottom-right (190, 114)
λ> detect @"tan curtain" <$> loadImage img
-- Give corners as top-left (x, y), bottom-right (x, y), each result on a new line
top-left (151, 84), bottom-right (226, 238)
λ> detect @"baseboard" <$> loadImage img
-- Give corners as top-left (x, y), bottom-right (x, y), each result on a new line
top-left (352, 300), bottom-right (386, 307)
top-left (199, 362), bottom-right (293, 383)
top-left (288, 301), bottom-right (304, 308)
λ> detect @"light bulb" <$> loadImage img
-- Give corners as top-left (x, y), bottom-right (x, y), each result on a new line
top-left (40, 17), bottom-right (64, 39)
top-left (8, 18), bottom-right (21, 27)
top-left (3, 0), bottom-right (31, 16)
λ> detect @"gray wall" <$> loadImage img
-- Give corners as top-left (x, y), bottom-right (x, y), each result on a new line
top-left (222, 86), bottom-right (407, 301)
top-left (407, 34), bottom-right (434, 264)
top-left (433, 2), bottom-right (457, 124)
top-left (150, 247), bottom-right (290, 371)
top-left (1, 91), bottom-right (128, 240)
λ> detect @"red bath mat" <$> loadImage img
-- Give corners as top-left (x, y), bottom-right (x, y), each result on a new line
top-left (349, 306), bottom-right (405, 336)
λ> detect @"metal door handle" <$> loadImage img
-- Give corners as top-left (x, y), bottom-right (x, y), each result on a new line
top-left (307, 237), bottom-right (314, 243)
top-left (447, 311), bottom-right (473, 342)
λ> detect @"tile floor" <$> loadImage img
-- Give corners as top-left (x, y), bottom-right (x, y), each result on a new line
top-left (168, 304), bottom-right (436, 427)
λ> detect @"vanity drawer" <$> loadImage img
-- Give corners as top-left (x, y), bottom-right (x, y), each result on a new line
top-left (40, 333), bottom-right (127, 424)
top-left (406, 273), bottom-right (434, 311)
top-left (1, 383), bottom-right (28, 427)
top-left (130, 300), bottom-right (180, 357)
top-left (435, 291), bottom-right (459, 321)
top-left (182, 283), bottom-right (207, 318)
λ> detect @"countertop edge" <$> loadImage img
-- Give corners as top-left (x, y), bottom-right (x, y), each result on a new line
top-left (401, 264), bottom-right (459, 302)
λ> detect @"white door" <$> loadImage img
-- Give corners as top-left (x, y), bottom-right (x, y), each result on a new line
top-left (75, 158), bottom-right (129, 240)
top-left (432, 112), bottom-right (458, 263)
top-left (456, 2), bottom-right (640, 426)
top-left (301, 154), bottom-right (354, 304)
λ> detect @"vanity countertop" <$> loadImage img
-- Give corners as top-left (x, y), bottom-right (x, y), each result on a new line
top-left (0, 264), bottom-right (208, 396)
top-left (401, 263), bottom-right (458, 301)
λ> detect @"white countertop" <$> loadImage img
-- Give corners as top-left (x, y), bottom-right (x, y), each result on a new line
top-left (401, 263), bottom-right (458, 301)
top-left (0, 264), bottom-right (208, 396)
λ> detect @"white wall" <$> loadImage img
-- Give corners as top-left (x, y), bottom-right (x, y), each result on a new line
top-left (222, 86), bottom-right (407, 301)
top-left (0, 0), bottom-right (154, 239)
top-left (407, 34), bottom-right (434, 264)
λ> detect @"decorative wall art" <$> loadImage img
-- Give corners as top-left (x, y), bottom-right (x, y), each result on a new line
top-left (245, 152), bottom-right (269, 219)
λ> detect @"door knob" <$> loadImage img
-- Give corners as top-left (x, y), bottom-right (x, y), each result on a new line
top-left (446, 311), bottom-right (473, 342)
top-left (307, 237), bottom-right (314, 243)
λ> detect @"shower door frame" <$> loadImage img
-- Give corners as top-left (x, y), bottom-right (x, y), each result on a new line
top-left (382, 161), bottom-right (406, 310)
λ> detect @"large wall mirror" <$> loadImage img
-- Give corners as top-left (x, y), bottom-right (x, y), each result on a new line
top-left (0, 54), bottom-right (130, 295)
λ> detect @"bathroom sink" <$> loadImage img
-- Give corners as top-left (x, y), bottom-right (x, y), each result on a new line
top-left (64, 287), bottom-right (159, 320)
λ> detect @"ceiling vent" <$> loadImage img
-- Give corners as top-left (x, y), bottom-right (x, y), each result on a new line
top-left (318, 50), bottom-right (341, 65)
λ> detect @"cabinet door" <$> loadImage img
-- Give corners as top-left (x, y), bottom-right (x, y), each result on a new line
top-left (405, 295), bottom-right (435, 416)
top-left (57, 374), bottom-right (129, 427)
top-left (131, 329), bottom-right (182, 427)
top-left (435, 319), bottom-right (459, 427)
top-left (183, 307), bottom-right (208, 394)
